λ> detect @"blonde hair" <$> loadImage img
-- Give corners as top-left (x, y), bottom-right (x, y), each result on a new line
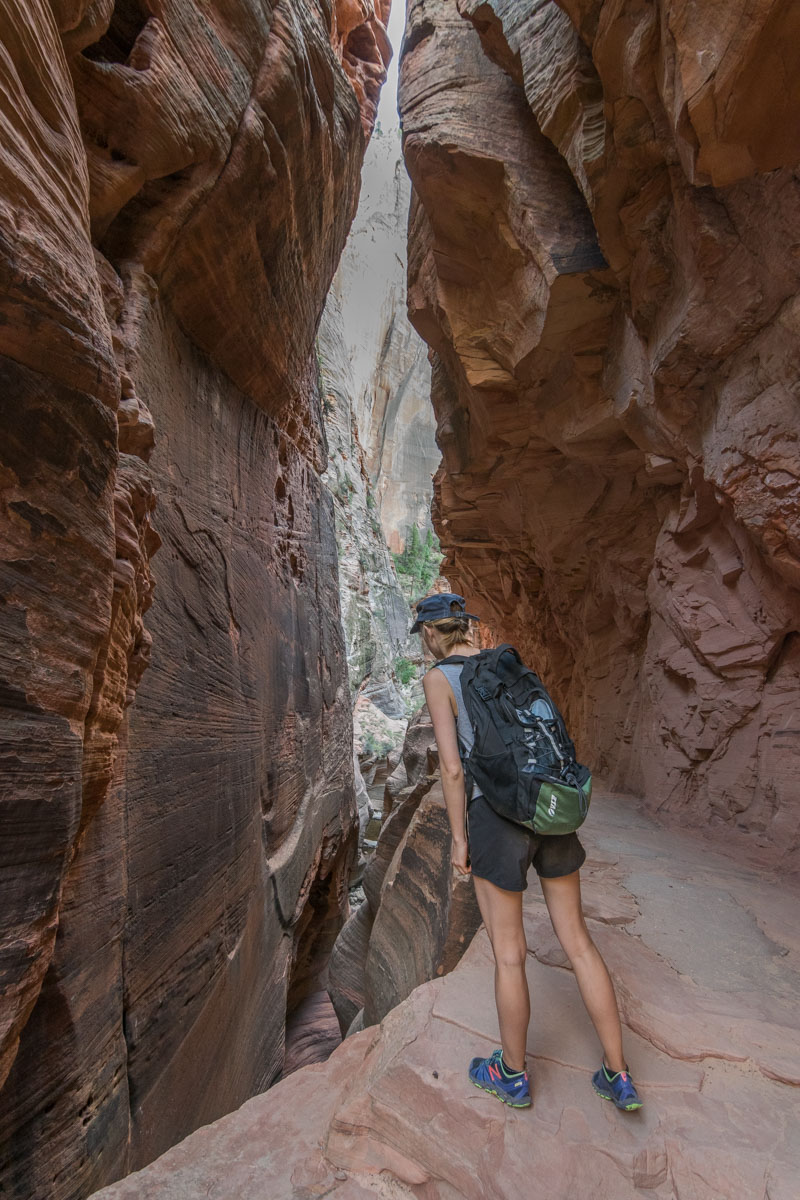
top-left (426, 614), bottom-right (475, 651)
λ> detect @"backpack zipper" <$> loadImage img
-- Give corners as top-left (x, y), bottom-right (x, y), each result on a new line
top-left (533, 715), bottom-right (566, 771)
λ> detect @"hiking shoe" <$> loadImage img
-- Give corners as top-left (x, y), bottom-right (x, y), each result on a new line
top-left (469, 1049), bottom-right (531, 1108)
top-left (592, 1063), bottom-right (643, 1111)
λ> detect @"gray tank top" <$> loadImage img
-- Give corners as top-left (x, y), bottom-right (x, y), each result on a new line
top-left (432, 661), bottom-right (483, 800)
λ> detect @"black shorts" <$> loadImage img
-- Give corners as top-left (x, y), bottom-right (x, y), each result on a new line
top-left (466, 795), bottom-right (585, 892)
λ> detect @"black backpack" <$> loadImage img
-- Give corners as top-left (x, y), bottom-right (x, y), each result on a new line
top-left (439, 644), bottom-right (591, 835)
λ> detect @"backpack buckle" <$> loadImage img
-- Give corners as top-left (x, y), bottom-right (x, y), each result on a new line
top-left (475, 684), bottom-right (493, 701)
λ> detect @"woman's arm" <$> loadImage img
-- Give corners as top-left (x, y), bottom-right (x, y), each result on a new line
top-left (422, 669), bottom-right (471, 875)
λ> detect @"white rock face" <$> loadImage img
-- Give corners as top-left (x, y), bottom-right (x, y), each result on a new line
top-left (330, 127), bottom-right (440, 553)
top-left (319, 283), bottom-right (410, 718)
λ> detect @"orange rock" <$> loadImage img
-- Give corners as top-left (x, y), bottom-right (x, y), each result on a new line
top-left (400, 0), bottom-right (800, 866)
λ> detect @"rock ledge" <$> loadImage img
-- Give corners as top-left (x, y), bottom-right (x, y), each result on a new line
top-left (91, 791), bottom-right (800, 1200)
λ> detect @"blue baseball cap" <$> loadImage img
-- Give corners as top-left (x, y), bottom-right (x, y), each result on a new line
top-left (410, 592), bottom-right (480, 634)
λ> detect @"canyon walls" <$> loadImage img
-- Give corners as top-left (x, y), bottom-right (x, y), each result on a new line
top-left (87, 783), bottom-right (800, 1200)
top-left (399, 0), bottom-right (800, 865)
top-left (0, 0), bottom-right (390, 1195)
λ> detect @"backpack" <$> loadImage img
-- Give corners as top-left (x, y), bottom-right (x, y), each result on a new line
top-left (439, 644), bottom-right (592, 836)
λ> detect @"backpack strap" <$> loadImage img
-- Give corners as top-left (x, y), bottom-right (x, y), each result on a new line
top-left (427, 656), bottom-right (477, 802)
top-left (459, 645), bottom-right (531, 748)
top-left (459, 644), bottom-right (521, 698)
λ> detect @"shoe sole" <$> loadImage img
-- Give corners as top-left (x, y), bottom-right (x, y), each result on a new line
top-left (470, 1077), bottom-right (531, 1108)
top-left (592, 1084), bottom-right (642, 1112)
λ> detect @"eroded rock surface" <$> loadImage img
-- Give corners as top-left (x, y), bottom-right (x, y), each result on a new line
top-left (399, 0), bottom-right (800, 865)
top-left (88, 791), bottom-right (800, 1200)
top-left (0, 0), bottom-right (389, 1195)
top-left (318, 118), bottom-right (440, 773)
top-left (328, 706), bottom-right (481, 1035)
top-left (283, 990), bottom-right (342, 1079)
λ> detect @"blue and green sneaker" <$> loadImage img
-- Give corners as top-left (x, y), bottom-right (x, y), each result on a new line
top-left (468, 1049), bottom-right (531, 1108)
top-left (592, 1063), bottom-right (643, 1111)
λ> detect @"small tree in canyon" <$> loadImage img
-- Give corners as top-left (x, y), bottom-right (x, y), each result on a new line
top-left (393, 524), bottom-right (441, 599)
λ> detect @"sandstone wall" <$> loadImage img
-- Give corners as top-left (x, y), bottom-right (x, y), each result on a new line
top-left (0, 1), bottom-right (389, 1195)
top-left (318, 121), bottom-right (441, 775)
top-left (399, 0), bottom-right (800, 865)
top-left (328, 707), bottom-right (481, 1036)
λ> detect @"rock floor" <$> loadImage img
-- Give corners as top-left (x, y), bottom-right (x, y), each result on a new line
top-left (92, 792), bottom-right (800, 1199)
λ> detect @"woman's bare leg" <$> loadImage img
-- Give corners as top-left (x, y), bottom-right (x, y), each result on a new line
top-left (539, 870), bottom-right (626, 1072)
top-left (472, 875), bottom-right (529, 1072)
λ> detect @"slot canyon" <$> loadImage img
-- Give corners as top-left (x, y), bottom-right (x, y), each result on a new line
top-left (0, 2), bottom-right (798, 1199)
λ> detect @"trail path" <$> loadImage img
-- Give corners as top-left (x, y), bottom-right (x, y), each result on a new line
top-left (93, 793), bottom-right (800, 1199)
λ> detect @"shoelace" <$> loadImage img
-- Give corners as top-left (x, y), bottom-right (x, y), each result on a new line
top-left (485, 1050), bottom-right (522, 1086)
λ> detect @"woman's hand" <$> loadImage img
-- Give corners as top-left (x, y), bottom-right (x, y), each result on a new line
top-left (451, 835), bottom-right (471, 875)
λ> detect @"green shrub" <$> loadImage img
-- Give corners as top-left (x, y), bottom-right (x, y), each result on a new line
top-left (392, 524), bottom-right (442, 598)
top-left (394, 656), bottom-right (416, 686)
top-left (362, 731), bottom-right (394, 759)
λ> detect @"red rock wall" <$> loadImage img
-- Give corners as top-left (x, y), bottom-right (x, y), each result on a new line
top-left (399, 0), bottom-right (800, 866)
top-left (0, 1), bottom-right (389, 1195)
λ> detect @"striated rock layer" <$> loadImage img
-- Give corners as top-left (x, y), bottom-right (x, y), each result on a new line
top-left (89, 791), bottom-right (800, 1200)
top-left (398, 0), bottom-right (800, 866)
top-left (0, 0), bottom-right (389, 1195)
top-left (328, 706), bottom-right (481, 1036)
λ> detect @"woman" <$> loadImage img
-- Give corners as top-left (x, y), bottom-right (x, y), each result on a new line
top-left (413, 592), bottom-right (642, 1112)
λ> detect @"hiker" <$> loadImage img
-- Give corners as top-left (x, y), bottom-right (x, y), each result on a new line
top-left (412, 592), bottom-right (642, 1112)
